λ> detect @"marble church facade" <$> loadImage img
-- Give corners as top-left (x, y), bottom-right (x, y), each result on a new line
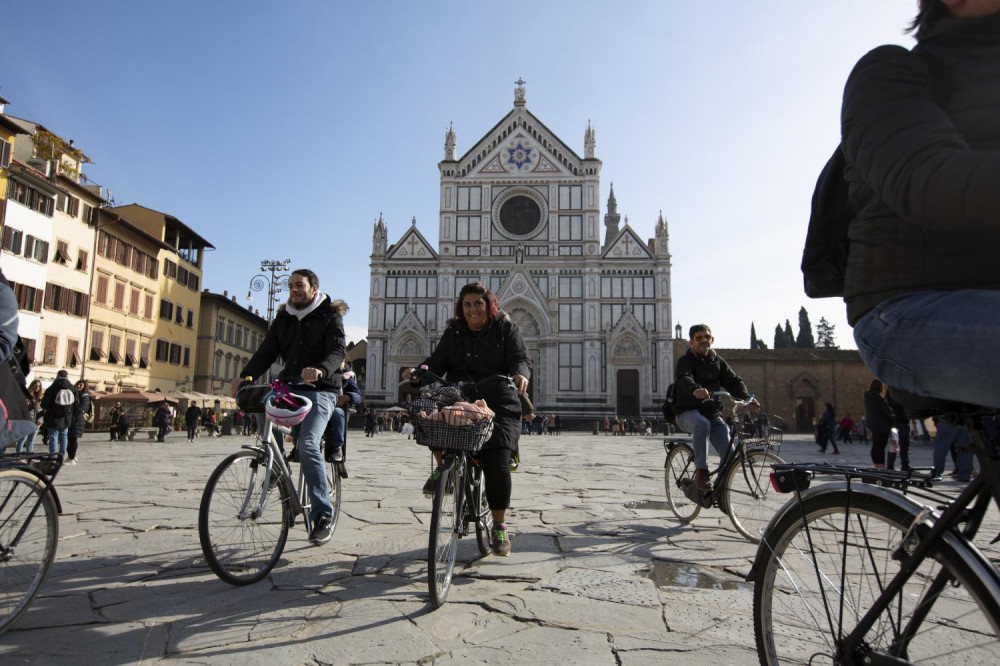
top-left (365, 82), bottom-right (675, 423)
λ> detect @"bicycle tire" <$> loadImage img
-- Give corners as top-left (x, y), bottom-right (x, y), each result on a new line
top-left (665, 445), bottom-right (701, 523)
top-left (753, 486), bottom-right (1000, 665)
top-left (0, 469), bottom-right (58, 635)
top-left (325, 460), bottom-right (342, 538)
top-left (722, 449), bottom-right (784, 544)
top-left (199, 451), bottom-right (290, 585)
top-left (428, 458), bottom-right (460, 607)
top-left (472, 465), bottom-right (493, 556)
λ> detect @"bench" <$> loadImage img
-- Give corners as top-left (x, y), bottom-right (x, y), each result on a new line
top-left (128, 427), bottom-right (159, 442)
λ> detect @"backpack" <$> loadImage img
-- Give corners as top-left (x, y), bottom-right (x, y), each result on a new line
top-left (661, 383), bottom-right (678, 427)
top-left (802, 47), bottom-right (951, 299)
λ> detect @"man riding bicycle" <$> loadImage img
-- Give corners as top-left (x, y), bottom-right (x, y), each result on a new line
top-left (233, 268), bottom-right (347, 546)
top-left (673, 324), bottom-right (755, 491)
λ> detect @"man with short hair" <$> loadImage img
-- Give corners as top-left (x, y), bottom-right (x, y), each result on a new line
top-left (673, 324), bottom-right (754, 491)
top-left (41, 369), bottom-right (78, 456)
top-left (235, 269), bottom-right (347, 546)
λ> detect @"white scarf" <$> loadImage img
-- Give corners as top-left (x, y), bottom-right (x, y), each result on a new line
top-left (285, 292), bottom-right (328, 321)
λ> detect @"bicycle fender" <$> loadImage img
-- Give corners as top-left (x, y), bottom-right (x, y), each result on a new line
top-left (8, 465), bottom-right (65, 515)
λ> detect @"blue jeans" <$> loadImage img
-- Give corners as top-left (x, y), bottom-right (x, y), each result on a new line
top-left (676, 409), bottom-right (732, 470)
top-left (295, 390), bottom-right (335, 521)
top-left (932, 420), bottom-right (973, 481)
top-left (47, 427), bottom-right (69, 456)
top-left (326, 407), bottom-right (346, 446)
top-left (15, 425), bottom-right (39, 454)
top-left (854, 290), bottom-right (1000, 408)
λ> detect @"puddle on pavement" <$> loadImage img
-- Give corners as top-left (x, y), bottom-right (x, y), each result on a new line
top-left (625, 500), bottom-right (671, 511)
top-left (649, 562), bottom-right (752, 592)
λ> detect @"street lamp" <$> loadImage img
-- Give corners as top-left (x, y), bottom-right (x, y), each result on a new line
top-left (247, 259), bottom-right (290, 323)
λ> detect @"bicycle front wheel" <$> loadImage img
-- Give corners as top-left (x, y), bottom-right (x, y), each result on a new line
top-left (754, 487), bottom-right (1000, 664)
top-left (0, 469), bottom-right (58, 635)
top-left (665, 445), bottom-right (701, 523)
top-left (721, 449), bottom-right (783, 543)
top-left (471, 466), bottom-right (493, 556)
top-left (199, 451), bottom-right (290, 585)
top-left (428, 459), bottom-right (460, 607)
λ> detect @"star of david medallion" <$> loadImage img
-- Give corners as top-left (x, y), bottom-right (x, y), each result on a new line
top-left (506, 142), bottom-right (532, 170)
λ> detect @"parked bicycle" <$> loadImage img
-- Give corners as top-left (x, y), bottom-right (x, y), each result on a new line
top-left (663, 391), bottom-right (785, 543)
top-left (406, 367), bottom-right (498, 607)
top-left (198, 380), bottom-right (344, 585)
top-left (750, 390), bottom-right (999, 664)
top-left (0, 451), bottom-right (63, 634)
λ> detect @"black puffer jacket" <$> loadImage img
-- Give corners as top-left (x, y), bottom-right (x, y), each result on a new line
top-left (841, 12), bottom-right (1000, 324)
top-left (673, 348), bottom-right (750, 419)
top-left (241, 295), bottom-right (347, 392)
top-left (421, 313), bottom-right (531, 450)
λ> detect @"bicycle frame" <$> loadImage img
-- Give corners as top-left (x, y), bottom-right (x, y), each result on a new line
top-left (238, 419), bottom-right (305, 524)
top-left (759, 415), bottom-right (1000, 662)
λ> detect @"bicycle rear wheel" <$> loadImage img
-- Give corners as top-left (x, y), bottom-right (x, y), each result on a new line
top-left (665, 445), bottom-right (701, 523)
top-left (722, 449), bottom-right (783, 543)
top-left (199, 451), bottom-right (290, 585)
top-left (471, 465), bottom-right (493, 556)
top-left (753, 487), bottom-right (1000, 664)
top-left (428, 458), bottom-right (460, 607)
top-left (0, 469), bottom-right (58, 635)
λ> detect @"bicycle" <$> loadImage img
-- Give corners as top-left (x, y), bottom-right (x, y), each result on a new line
top-left (663, 392), bottom-right (785, 543)
top-left (750, 390), bottom-right (1000, 664)
top-left (0, 450), bottom-right (64, 634)
top-left (198, 380), bottom-right (344, 585)
top-left (406, 367), bottom-right (499, 608)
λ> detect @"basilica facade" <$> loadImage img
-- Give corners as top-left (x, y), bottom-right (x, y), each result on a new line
top-left (365, 82), bottom-right (675, 423)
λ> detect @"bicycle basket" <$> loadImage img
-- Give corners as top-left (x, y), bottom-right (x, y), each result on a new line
top-left (236, 384), bottom-right (273, 414)
top-left (738, 413), bottom-right (785, 450)
top-left (406, 385), bottom-right (494, 452)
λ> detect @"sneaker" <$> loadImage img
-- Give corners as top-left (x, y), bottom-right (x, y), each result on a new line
top-left (510, 450), bottom-right (520, 472)
top-left (309, 516), bottom-right (333, 545)
top-left (326, 446), bottom-right (344, 463)
top-left (422, 466), bottom-right (443, 497)
top-left (67, 459), bottom-right (77, 465)
top-left (931, 475), bottom-right (943, 482)
top-left (491, 525), bottom-right (511, 557)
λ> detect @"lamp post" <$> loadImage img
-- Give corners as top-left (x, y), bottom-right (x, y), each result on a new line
top-left (247, 259), bottom-right (290, 323)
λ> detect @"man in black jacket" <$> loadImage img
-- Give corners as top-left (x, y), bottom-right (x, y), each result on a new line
top-left (674, 324), bottom-right (753, 491)
top-left (235, 269), bottom-right (347, 546)
top-left (41, 369), bottom-right (78, 457)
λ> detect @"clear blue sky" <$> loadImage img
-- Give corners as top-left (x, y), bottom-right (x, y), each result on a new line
top-left (1, 1), bottom-right (918, 349)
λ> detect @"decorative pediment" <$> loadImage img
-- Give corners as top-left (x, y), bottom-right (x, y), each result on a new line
top-left (387, 225), bottom-right (438, 261)
top-left (603, 226), bottom-right (652, 260)
top-left (456, 108), bottom-right (584, 179)
top-left (495, 269), bottom-right (548, 307)
top-left (608, 308), bottom-right (651, 359)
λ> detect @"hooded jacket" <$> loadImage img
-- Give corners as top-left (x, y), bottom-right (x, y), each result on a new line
top-left (241, 295), bottom-right (347, 393)
top-left (41, 376), bottom-right (78, 429)
top-left (841, 11), bottom-right (1000, 323)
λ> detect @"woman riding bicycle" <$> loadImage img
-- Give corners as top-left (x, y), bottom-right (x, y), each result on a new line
top-left (403, 282), bottom-right (530, 557)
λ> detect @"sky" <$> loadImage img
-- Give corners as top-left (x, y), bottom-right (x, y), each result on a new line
top-left (1, 1), bottom-right (920, 350)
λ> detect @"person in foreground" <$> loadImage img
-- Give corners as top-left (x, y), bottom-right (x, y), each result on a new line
top-left (234, 268), bottom-right (347, 546)
top-left (403, 282), bottom-right (531, 557)
top-left (842, 0), bottom-right (1000, 408)
top-left (673, 324), bottom-right (754, 491)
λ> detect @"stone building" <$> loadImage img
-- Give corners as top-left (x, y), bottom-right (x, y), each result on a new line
top-left (365, 82), bottom-right (675, 420)
top-left (195, 290), bottom-right (268, 394)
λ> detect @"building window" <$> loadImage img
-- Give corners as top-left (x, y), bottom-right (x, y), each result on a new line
top-left (144, 293), bottom-right (154, 319)
top-left (113, 282), bottom-right (126, 310)
top-left (175, 305), bottom-right (184, 325)
top-left (226, 323), bottom-right (234, 344)
top-left (559, 304), bottom-right (583, 331)
top-left (125, 339), bottom-right (138, 366)
top-left (129, 288), bottom-right (140, 315)
top-left (454, 274), bottom-right (481, 297)
top-left (66, 339), bottom-right (81, 368)
top-left (23, 235), bottom-right (51, 263)
top-left (7, 179), bottom-right (55, 216)
top-left (183, 346), bottom-right (191, 367)
top-left (10, 281), bottom-right (43, 313)
top-left (385, 274), bottom-right (437, 298)
top-left (169, 343), bottom-right (182, 365)
top-left (54, 240), bottom-right (70, 264)
top-left (187, 310), bottom-right (194, 328)
top-left (160, 299), bottom-right (174, 321)
top-left (214, 354), bottom-right (222, 377)
top-left (155, 339), bottom-right (170, 363)
top-left (558, 276), bottom-right (582, 298)
top-left (42, 335), bottom-right (58, 366)
top-left (456, 216), bottom-right (481, 241)
top-left (76, 249), bottom-right (88, 272)
top-left (559, 343), bottom-right (583, 391)
top-left (531, 273), bottom-right (549, 296)
top-left (140, 341), bottom-right (151, 368)
top-left (96, 275), bottom-right (109, 304)
top-left (90, 330), bottom-right (106, 361)
top-left (0, 138), bottom-right (11, 168)
top-left (457, 186), bottom-right (482, 211)
top-left (108, 334), bottom-right (122, 364)
top-left (558, 215), bottom-right (583, 241)
top-left (217, 319), bottom-right (225, 340)
top-left (1, 225), bottom-right (24, 254)
top-left (558, 185), bottom-right (582, 210)
top-left (163, 259), bottom-right (177, 279)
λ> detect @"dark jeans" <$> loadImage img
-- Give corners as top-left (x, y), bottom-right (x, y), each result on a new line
top-left (481, 446), bottom-right (512, 512)
top-left (67, 435), bottom-right (79, 460)
top-left (886, 428), bottom-right (911, 470)
top-left (870, 427), bottom-right (890, 466)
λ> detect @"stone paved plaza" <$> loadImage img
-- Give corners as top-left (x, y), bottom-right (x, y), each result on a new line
top-left (2, 428), bottom-right (996, 665)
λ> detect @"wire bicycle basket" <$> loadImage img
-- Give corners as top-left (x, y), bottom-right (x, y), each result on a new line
top-left (737, 412), bottom-right (785, 452)
top-left (407, 385), bottom-right (495, 453)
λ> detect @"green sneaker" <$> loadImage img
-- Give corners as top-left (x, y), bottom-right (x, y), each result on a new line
top-left (491, 524), bottom-right (511, 557)
top-left (510, 450), bottom-right (520, 472)
top-left (422, 466), bottom-right (442, 497)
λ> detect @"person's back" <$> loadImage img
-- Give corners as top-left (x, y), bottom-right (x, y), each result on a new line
top-left (842, 1), bottom-right (1000, 408)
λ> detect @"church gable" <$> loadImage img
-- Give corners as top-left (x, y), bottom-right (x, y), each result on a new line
top-left (459, 108), bottom-right (583, 180)
top-left (603, 226), bottom-right (652, 260)
top-left (495, 269), bottom-right (548, 309)
top-left (386, 225), bottom-right (438, 261)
